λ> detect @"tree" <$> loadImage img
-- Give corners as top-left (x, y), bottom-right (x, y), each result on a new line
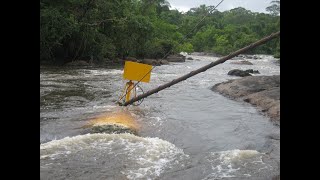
top-left (266, 0), bottom-right (280, 16)
top-left (40, 1), bottom-right (280, 64)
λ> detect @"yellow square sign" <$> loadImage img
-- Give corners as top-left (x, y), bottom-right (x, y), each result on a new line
top-left (123, 61), bottom-right (152, 83)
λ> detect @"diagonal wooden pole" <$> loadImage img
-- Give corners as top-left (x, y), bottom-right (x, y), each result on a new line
top-left (123, 31), bottom-right (280, 106)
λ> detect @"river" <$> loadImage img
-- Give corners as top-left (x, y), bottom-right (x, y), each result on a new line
top-left (40, 54), bottom-right (280, 180)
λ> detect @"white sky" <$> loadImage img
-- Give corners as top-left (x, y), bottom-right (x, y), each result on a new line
top-left (167, 0), bottom-right (275, 13)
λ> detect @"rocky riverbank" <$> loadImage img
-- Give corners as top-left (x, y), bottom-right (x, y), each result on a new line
top-left (58, 54), bottom-right (187, 67)
top-left (211, 75), bottom-right (280, 125)
top-left (124, 54), bottom-right (186, 66)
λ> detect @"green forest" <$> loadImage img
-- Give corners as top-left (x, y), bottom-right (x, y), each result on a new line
top-left (40, 0), bottom-right (280, 65)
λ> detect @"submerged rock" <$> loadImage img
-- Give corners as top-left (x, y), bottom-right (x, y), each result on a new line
top-left (190, 52), bottom-right (222, 57)
top-left (211, 75), bottom-right (280, 124)
top-left (91, 124), bottom-right (137, 135)
top-left (245, 69), bottom-right (260, 74)
top-left (227, 69), bottom-right (252, 77)
top-left (227, 69), bottom-right (260, 77)
top-left (84, 111), bottom-right (139, 135)
top-left (230, 60), bottom-right (253, 65)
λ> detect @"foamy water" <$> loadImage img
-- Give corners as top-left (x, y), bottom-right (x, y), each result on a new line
top-left (203, 149), bottom-right (273, 179)
top-left (40, 133), bottom-right (188, 179)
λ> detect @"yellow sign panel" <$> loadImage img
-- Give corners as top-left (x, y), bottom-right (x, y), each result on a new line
top-left (123, 61), bottom-right (152, 83)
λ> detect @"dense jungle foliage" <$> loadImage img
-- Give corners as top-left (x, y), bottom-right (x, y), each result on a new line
top-left (40, 0), bottom-right (280, 64)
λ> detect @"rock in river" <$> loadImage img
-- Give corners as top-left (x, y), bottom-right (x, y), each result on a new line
top-left (211, 75), bottom-right (280, 125)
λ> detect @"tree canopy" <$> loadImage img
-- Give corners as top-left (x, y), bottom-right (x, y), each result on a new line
top-left (40, 0), bottom-right (280, 64)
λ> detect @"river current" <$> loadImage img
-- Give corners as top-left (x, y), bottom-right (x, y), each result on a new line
top-left (40, 54), bottom-right (280, 179)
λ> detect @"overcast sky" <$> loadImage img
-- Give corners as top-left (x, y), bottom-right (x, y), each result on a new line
top-left (167, 0), bottom-right (275, 13)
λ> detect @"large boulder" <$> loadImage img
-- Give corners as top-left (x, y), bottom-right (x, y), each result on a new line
top-left (211, 75), bottom-right (280, 124)
top-left (166, 54), bottom-right (186, 62)
top-left (212, 75), bottom-right (280, 97)
top-left (159, 59), bottom-right (169, 65)
top-left (243, 87), bottom-right (280, 122)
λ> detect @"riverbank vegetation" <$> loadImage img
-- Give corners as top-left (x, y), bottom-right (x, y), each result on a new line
top-left (40, 0), bottom-right (280, 65)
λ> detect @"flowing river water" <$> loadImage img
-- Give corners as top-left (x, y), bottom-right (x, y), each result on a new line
top-left (40, 55), bottom-right (280, 180)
